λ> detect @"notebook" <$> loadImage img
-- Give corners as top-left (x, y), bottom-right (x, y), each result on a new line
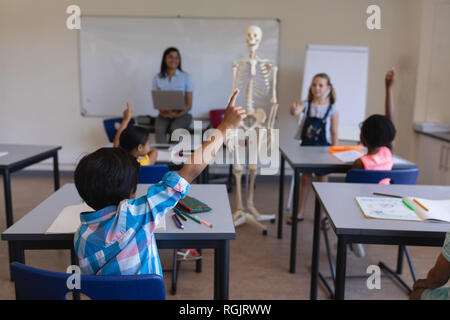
top-left (332, 150), bottom-right (364, 163)
top-left (356, 197), bottom-right (450, 222)
top-left (45, 203), bottom-right (166, 234)
top-left (329, 146), bottom-right (364, 163)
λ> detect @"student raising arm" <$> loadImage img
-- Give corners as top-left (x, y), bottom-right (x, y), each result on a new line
top-left (113, 103), bottom-right (158, 166)
top-left (352, 69), bottom-right (396, 170)
top-left (73, 90), bottom-right (245, 276)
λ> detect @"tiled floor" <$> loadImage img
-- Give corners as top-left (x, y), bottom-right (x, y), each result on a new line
top-left (0, 172), bottom-right (441, 300)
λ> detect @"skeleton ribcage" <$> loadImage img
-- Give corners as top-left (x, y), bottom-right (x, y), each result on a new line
top-left (233, 60), bottom-right (274, 112)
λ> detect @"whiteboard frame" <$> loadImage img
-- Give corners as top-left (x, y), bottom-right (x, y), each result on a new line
top-left (77, 15), bottom-right (280, 118)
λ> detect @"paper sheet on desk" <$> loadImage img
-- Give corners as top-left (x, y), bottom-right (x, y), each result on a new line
top-left (45, 203), bottom-right (166, 234)
top-left (332, 150), bottom-right (364, 163)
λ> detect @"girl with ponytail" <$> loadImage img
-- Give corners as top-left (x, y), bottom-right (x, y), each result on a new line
top-left (288, 73), bottom-right (339, 225)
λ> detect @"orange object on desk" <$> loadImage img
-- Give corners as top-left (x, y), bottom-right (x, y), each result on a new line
top-left (329, 145), bottom-right (364, 154)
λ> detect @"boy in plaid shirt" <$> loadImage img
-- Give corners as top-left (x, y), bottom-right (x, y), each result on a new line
top-left (74, 90), bottom-right (246, 275)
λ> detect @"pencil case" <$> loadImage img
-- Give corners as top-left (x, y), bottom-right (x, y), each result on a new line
top-left (176, 195), bottom-right (212, 214)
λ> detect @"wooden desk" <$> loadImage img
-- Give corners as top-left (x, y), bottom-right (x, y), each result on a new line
top-left (277, 139), bottom-right (417, 273)
top-left (310, 182), bottom-right (450, 300)
top-left (0, 144), bottom-right (62, 273)
top-left (2, 183), bottom-right (235, 300)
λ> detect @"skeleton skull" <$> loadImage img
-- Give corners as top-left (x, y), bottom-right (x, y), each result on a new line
top-left (246, 25), bottom-right (262, 52)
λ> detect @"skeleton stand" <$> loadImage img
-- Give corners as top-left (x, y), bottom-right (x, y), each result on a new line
top-left (232, 139), bottom-right (271, 235)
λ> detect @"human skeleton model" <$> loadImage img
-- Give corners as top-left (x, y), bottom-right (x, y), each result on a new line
top-left (229, 25), bottom-right (278, 233)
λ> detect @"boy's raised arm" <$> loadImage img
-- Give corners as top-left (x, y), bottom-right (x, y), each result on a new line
top-left (178, 90), bottom-right (246, 183)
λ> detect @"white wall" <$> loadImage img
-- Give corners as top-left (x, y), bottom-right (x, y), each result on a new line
top-left (0, 0), bottom-right (423, 170)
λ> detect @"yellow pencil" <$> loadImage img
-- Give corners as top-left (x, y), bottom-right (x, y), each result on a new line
top-left (413, 199), bottom-right (429, 211)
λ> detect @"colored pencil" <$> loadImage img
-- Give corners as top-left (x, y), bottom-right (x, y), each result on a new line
top-left (171, 214), bottom-right (183, 229)
top-left (413, 199), bottom-right (429, 211)
top-left (174, 207), bottom-right (201, 224)
top-left (373, 192), bottom-right (402, 199)
top-left (195, 215), bottom-right (213, 228)
top-left (173, 213), bottom-right (184, 229)
top-left (402, 199), bottom-right (415, 211)
top-left (175, 210), bottom-right (187, 221)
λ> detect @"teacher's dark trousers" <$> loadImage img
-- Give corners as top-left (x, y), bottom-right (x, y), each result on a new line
top-left (155, 113), bottom-right (192, 143)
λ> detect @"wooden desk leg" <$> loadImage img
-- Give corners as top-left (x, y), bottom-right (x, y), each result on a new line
top-left (10, 241), bottom-right (25, 282)
top-left (171, 250), bottom-right (179, 295)
top-left (214, 246), bottom-right (219, 299)
top-left (396, 245), bottom-right (404, 274)
top-left (70, 248), bottom-right (80, 300)
top-left (334, 235), bottom-right (348, 300)
top-left (214, 241), bottom-right (230, 300)
top-left (3, 168), bottom-right (13, 228)
top-left (196, 249), bottom-right (202, 273)
top-left (289, 168), bottom-right (300, 273)
top-left (277, 154), bottom-right (285, 239)
top-left (70, 248), bottom-right (79, 266)
top-left (53, 152), bottom-right (60, 191)
top-left (3, 169), bottom-right (15, 281)
top-left (310, 196), bottom-right (322, 300)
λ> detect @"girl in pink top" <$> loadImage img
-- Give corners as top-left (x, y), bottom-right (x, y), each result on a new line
top-left (360, 146), bottom-right (393, 171)
top-left (353, 69), bottom-right (396, 176)
top-left (349, 69), bottom-right (396, 257)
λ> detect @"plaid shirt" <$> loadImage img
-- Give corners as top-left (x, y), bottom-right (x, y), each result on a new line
top-left (74, 171), bottom-right (190, 276)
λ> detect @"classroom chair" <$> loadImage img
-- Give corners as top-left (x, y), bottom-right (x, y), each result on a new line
top-left (319, 168), bottom-right (420, 298)
top-left (208, 109), bottom-right (234, 192)
top-left (345, 168), bottom-right (419, 185)
top-left (138, 164), bottom-right (170, 184)
top-left (103, 117), bottom-right (135, 143)
top-left (10, 262), bottom-right (165, 300)
top-left (137, 163), bottom-right (200, 295)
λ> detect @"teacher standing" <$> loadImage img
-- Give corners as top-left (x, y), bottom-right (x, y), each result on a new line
top-left (152, 47), bottom-right (193, 143)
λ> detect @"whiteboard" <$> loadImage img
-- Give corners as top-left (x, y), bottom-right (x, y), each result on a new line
top-left (301, 44), bottom-right (369, 141)
top-left (79, 16), bottom-right (279, 118)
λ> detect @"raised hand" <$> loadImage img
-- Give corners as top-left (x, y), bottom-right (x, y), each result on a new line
top-left (219, 89), bottom-right (247, 131)
top-left (385, 68), bottom-right (395, 88)
top-left (123, 102), bottom-right (134, 120)
top-left (290, 101), bottom-right (304, 116)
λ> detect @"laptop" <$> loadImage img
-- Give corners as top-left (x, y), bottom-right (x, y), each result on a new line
top-left (151, 90), bottom-right (186, 110)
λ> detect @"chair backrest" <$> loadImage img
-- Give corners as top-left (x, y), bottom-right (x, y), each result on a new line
top-left (209, 109), bottom-right (226, 128)
top-left (138, 164), bottom-right (170, 184)
top-left (10, 262), bottom-right (166, 300)
top-left (103, 117), bottom-right (135, 143)
top-left (345, 168), bottom-right (419, 185)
